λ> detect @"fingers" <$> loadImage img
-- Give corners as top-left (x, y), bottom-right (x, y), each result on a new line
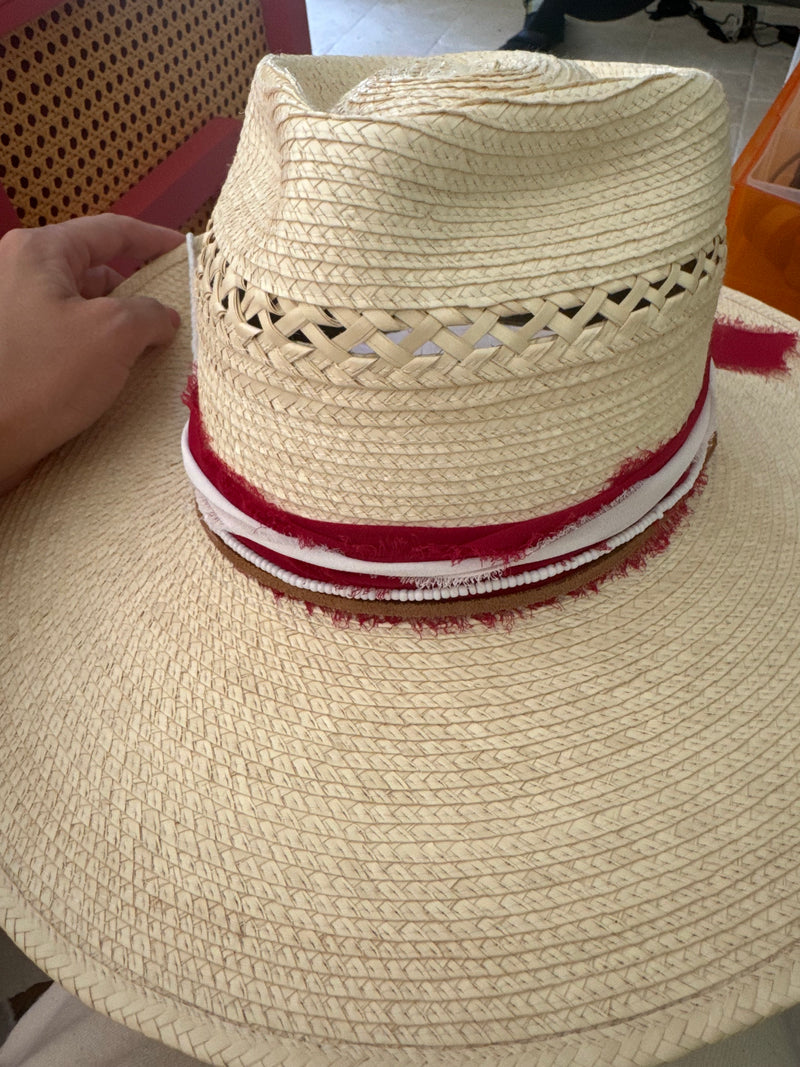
top-left (0, 219), bottom-right (185, 493)
top-left (54, 214), bottom-right (185, 275)
top-left (99, 294), bottom-right (182, 368)
top-left (80, 265), bottom-right (126, 299)
top-left (0, 216), bottom-right (184, 302)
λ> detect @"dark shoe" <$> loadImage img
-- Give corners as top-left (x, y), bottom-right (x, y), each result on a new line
top-left (500, 27), bottom-right (560, 50)
top-left (500, 13), bottom-right (565, 52)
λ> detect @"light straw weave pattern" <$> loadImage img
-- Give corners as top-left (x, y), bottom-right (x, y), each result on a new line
top-left (2, 52), bottom-right (798, 1067)
top-left (211, 53), bottom-right (730, 309)
top-left (1, 280), bottom-right (800, 1061)
top-left (194, 52), bottom-right (730, 524)
top-left (195, 229), bottom-right (725, 524)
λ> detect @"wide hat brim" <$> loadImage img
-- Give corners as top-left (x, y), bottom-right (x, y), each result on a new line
top-left (1, 243), bottom-right (799, 1067)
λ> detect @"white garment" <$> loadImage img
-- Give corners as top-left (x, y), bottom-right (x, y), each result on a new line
top-left (0, 986), bottom-right (200, 1067)
top-left (0, 984), bottom-right (799, 1067)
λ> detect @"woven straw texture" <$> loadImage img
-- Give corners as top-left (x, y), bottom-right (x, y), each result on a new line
top-left (194, 52), bottom-right (730, 525)
top-left (195, 226), bottom-right (725, 524)
top-left (0, 243), bottom-right (799, 1066)
top-left (211, 53), bottom-right (730, 309)
top-left (0, 0), bottom-right (266, 226)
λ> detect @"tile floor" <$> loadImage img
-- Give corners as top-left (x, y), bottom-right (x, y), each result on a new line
top-left (305, 0), bottom-right (800, 157)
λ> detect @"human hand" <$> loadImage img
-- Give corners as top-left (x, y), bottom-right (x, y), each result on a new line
top-left (0, 214), bottom-right (184, 494)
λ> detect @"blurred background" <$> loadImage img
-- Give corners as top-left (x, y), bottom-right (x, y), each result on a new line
top-left (306, 0), bottom-right (800, 158)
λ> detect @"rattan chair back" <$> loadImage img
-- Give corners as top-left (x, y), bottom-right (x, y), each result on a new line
top-left (0, 0), bottom-right (309, 231)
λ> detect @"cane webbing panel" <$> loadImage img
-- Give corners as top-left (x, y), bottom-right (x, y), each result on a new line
top-left (0, 0), bottom-right (266, 226)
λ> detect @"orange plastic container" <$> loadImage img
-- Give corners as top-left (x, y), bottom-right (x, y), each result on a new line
top-left (726, 61), bottom-right (800, 318)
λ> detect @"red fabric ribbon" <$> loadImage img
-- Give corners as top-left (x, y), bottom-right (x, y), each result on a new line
top-left (183, 360), bottom-right (710, 567)
top-left (710, 318), bottom-right (797, 375)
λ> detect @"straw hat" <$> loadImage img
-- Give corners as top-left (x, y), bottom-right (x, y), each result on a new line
top-left (1, 51), bottom-right (799, 1067)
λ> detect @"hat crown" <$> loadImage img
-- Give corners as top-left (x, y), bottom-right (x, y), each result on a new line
top-left (210, 52), bottom-right (730, 308)
top-left (193, 53), bottom-right (728, 537)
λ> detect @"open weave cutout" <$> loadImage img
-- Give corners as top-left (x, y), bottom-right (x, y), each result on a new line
top-left (198, 230), bottom-right (726, 388)
top-left (0, 0), bottom-right (266, 226)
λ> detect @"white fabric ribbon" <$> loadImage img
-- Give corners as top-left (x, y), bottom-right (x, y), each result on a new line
top-left (182, 372), bottom-right (715, 602)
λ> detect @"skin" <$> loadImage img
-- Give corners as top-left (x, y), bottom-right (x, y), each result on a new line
top-left (0, 214), bottom-right (183, 494)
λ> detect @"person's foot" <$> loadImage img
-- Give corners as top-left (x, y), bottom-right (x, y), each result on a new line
top-left (500, 12), bottom-right (565, 51)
